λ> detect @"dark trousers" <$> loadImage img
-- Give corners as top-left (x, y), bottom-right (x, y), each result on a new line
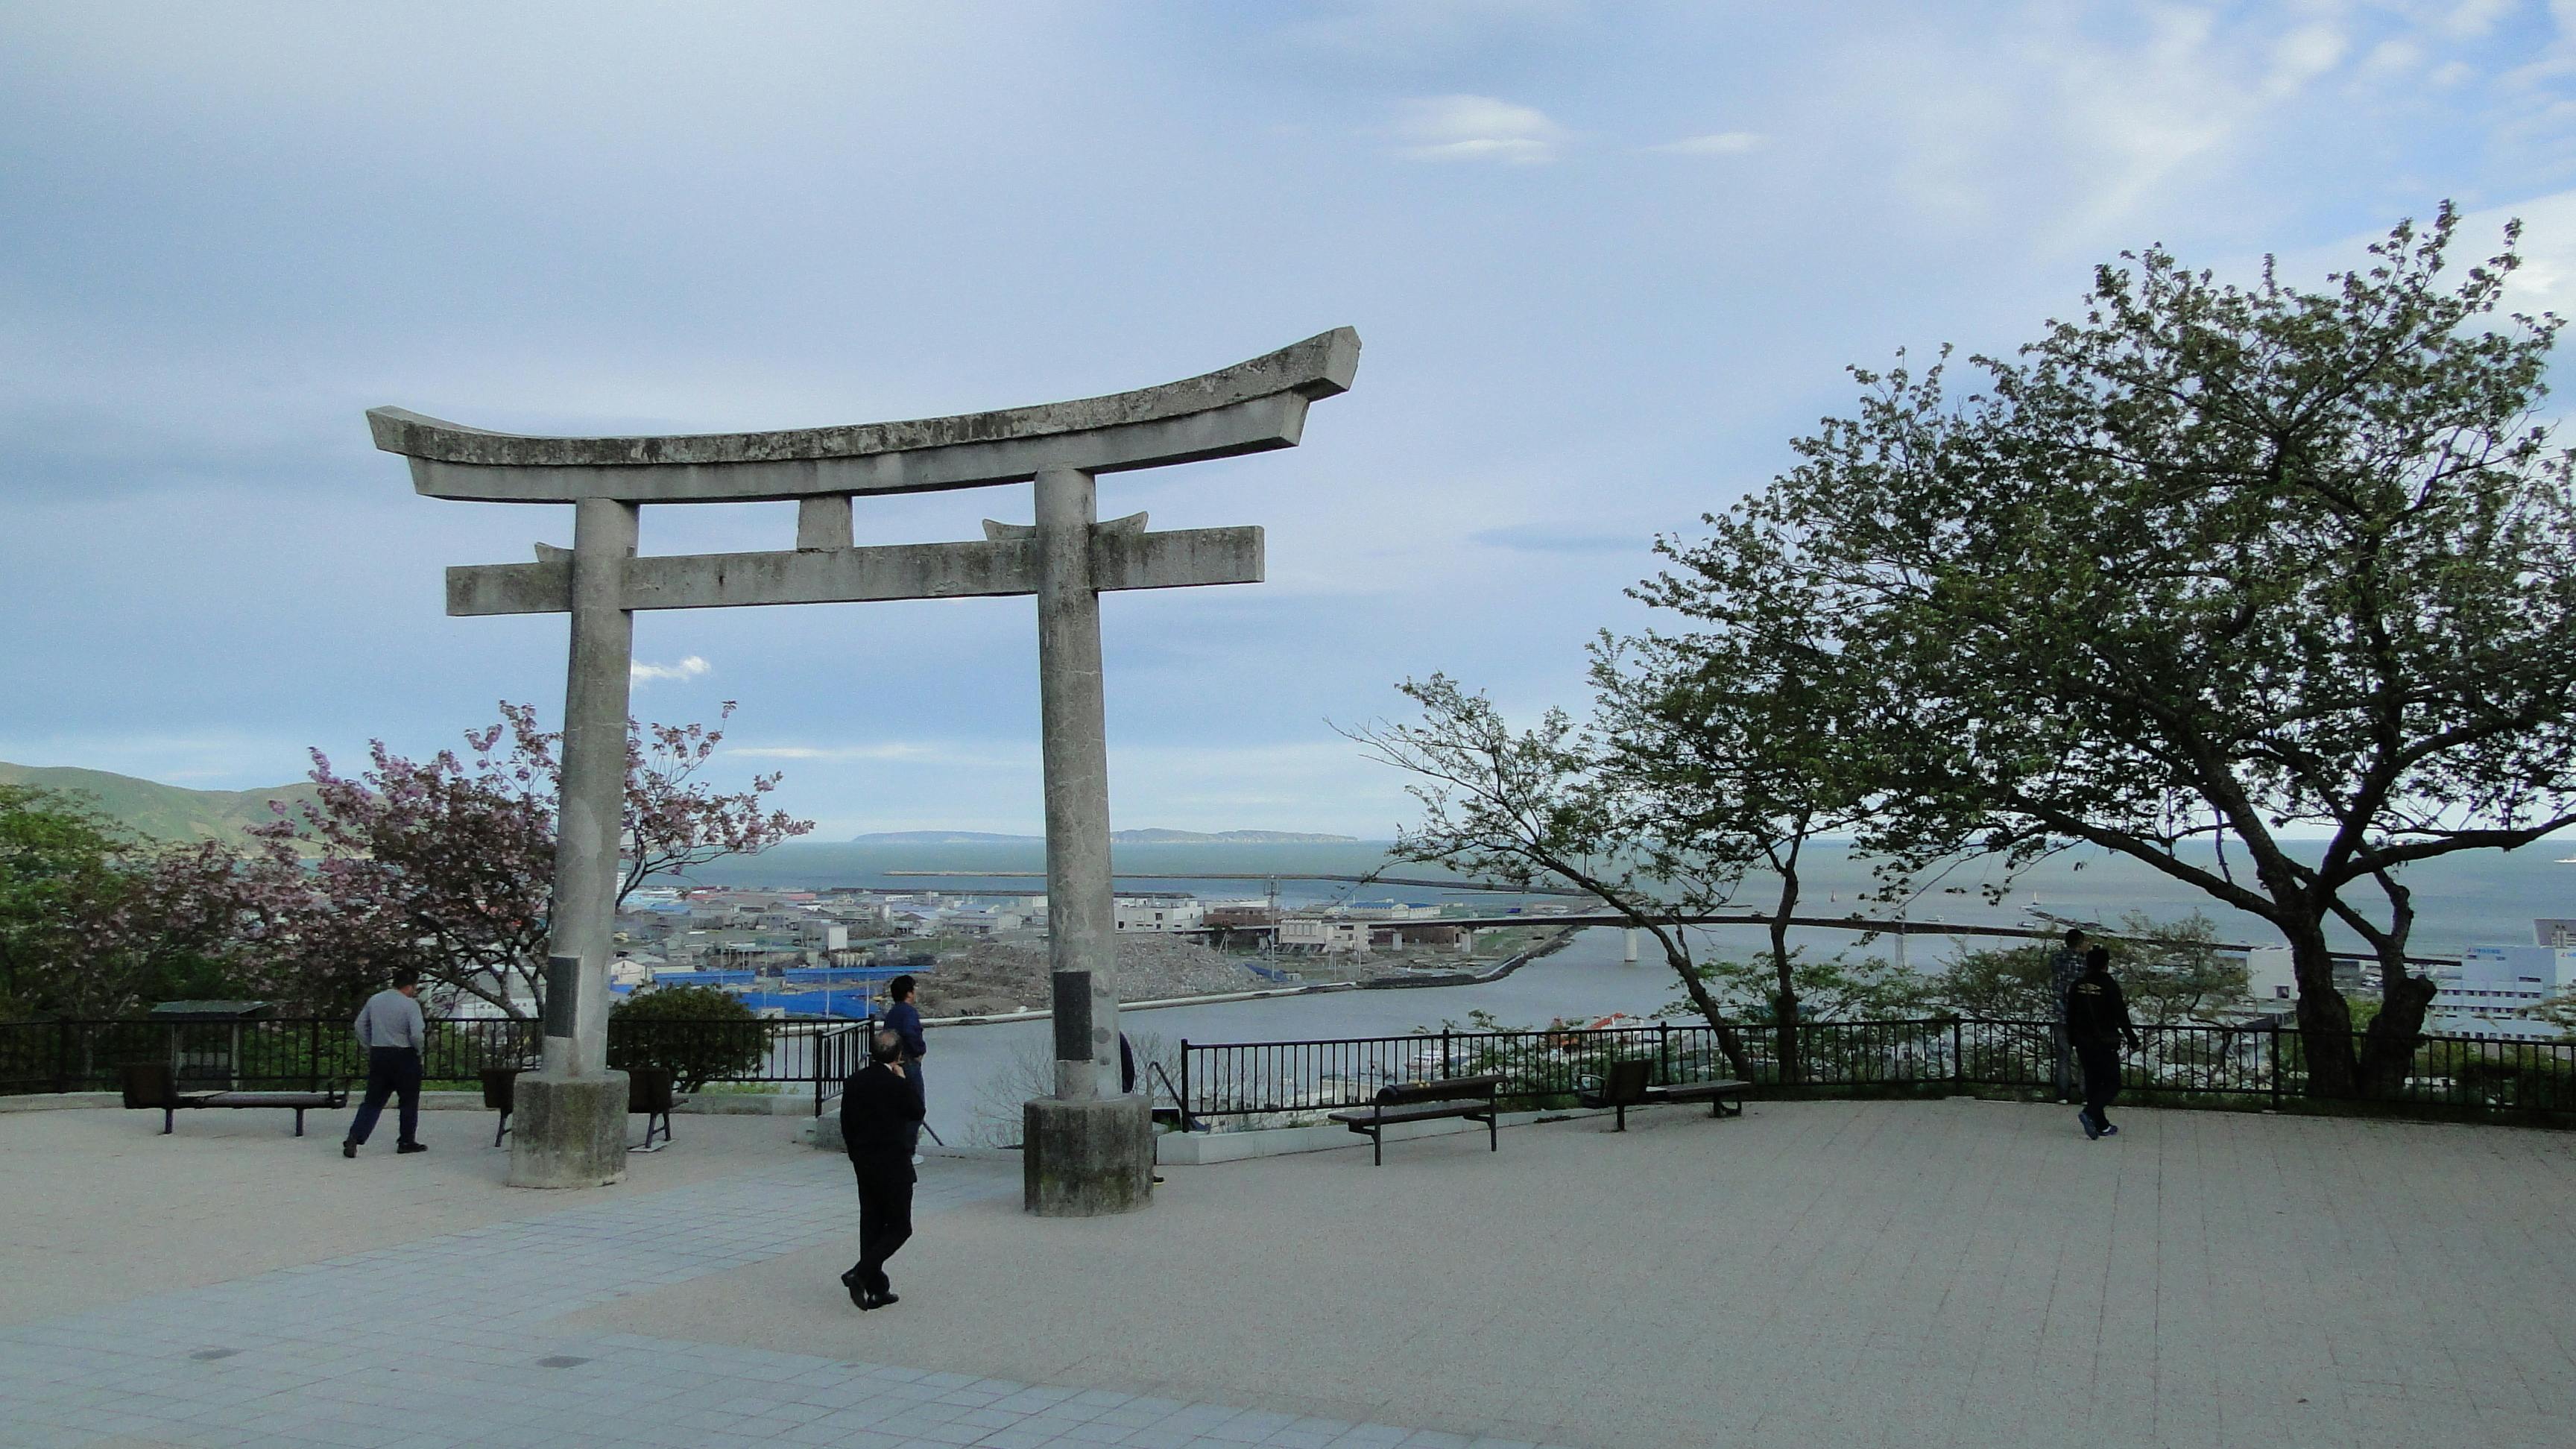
top-left (347, 1046), bottom-right (423, 1146)
top-left (2075, 1039), bottom-right (2121, 1125)
top-left (2051, 1017), bottom-right (2073, 1099)
top-left (903, 1058), bottom-right (926, 1151)
top-left (851, 1163), bottom-right (914, 1294)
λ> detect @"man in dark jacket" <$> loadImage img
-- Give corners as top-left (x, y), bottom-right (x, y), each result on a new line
top-left (2047, 928), bottom-right (2089, 1102)
top-left (2064, 945), bottom-right (2143, 1140)
top-left (839, 1029), bottom-right (924, 1310)
top-left (883, 975), bottom-right (927, 1161)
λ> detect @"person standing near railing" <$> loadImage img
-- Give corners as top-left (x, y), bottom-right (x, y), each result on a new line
top-left (883, 974), bottom-right (926, 1164)
top-left (2065, 945), bottom-right (2142, 1140)
top-left (341, 969), bottom-right (427, 1159)
top-left (2048, 928), bottom-right (2089, 1102)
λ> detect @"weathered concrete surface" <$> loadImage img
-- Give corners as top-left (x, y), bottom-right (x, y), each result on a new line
top-left (0, 1105), bottom-right (806, 1326)
top-left (540, 494), bottom-right (636, 1087)
top-left (1035, 467), bottom-right (1122, 1109)
top-left (444, 523), bottom-right (1262, 616)
top-left (368, 326), bottom-right (1361, 500)
top-left (1022, 1093), bottom-right (1153, 1216)
top-left (506, 1070), bottom-right (630, 1188)
top-left (372, 328), bottom-right (1360, 466)
top-left (564, 1099), bottom-right (2576, 1449)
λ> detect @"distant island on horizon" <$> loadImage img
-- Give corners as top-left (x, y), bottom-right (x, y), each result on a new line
top-left (850, 828), bottom-right (1360, 845)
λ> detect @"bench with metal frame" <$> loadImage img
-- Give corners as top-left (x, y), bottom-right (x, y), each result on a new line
top-left (121, 1061), bottom-right (347, 1137)
top-left (482, 1064), bottom-right (680, 1150)
top-left (1576, 1057), bottom-right (1749, 1131)
top-left (1326, 1073), bottom-right (1505, 1166)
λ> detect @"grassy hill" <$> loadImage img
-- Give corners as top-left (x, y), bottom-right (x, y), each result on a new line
top-left (0, 761), bottom-right (323, 847)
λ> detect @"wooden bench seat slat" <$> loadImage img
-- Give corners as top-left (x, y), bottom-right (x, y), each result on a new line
top-left (1326, 1103), bottom-right (1496, 1127)
top-left (1575, 1064), bottom-right (1750, 1131)
top-left (121, 1064), bottom-right (347, 1138)
top-left (1331, 1073), bottom-right (1505, 1166)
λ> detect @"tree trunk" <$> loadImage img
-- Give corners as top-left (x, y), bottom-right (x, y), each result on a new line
top-left (2283, 921), bottom-right (2358, 1098)
top-left (1662, 942), bottom-right (1755, 1081)
top-left (1770, 864), bottom-right (1802, 1086)
top-left (2353, 870), bottom-right (2432, 1096)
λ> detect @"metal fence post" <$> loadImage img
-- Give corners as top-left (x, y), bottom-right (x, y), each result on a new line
top-left (54, 1017), bottom-right (73, 1094)
top-left (2270, 1029), bottom-right (2284, 1108)
top-left (1179, 1039), bottom-right (1191, 1128)
top-left (308, 1017), bottom-right (322, 1091)
top-left (1952, 1020), bottom-right (1964, 1089)
top-left (1442, 1028), bottom-right (1454, 1079)
top-left (1658, 1020), bottom-right (1670, 1085)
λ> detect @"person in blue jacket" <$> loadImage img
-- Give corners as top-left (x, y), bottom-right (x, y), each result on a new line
top-left (883, 974), bottom-right (926, 1158)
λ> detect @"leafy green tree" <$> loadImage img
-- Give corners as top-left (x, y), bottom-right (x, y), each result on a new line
top-left (606, 983), bottom-right (767, 1090)
top-left (1593, 515), bottom-right (1897, 1082)
top-left (2107, 912), bottom-right (2250, 1024)
top-left (1669, 953), bottom-right (1933, 1025)
top-left (1931, 915), bottom-right (2245, 1026)
top-left (1346, 678), bottom-right (1755, 1079)
top-left (1713, 206), bottom-right (2576, 1097)
top-left (0, 786), bottom-right (251, 1019)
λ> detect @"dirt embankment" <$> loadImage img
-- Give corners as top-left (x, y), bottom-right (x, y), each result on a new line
top-left (914, 935), bottom-right (1276, 1016)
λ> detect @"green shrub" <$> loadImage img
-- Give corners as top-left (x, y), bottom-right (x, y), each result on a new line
top-left (606, 985), bottom-right (768, 1090)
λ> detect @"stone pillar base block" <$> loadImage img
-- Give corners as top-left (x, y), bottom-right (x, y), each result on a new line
top-left (508, 1070), bottom-right (630, 1188)
top-left (1023, 1094), bottom-right (1153, 1216)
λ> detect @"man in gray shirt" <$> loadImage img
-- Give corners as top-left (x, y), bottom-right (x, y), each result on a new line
top-left (2048, 928), bottom-right (2089, 1102)
top-left (343, 969), bottom-right (429, 1158)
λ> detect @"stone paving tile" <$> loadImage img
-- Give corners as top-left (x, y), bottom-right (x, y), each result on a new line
top-left (0, 1150), bottom-right (1550, 1449)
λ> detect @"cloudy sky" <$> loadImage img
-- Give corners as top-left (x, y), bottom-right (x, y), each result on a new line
top-left (5, 1), bottom-right (2574, 839)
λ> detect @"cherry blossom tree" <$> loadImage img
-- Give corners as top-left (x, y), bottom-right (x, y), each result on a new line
top-left (246, 702), bottom-right (812, 1018)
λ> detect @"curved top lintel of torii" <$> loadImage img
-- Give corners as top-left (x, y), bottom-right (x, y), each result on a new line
top-left (367, 328), bottom-right (1360, 505)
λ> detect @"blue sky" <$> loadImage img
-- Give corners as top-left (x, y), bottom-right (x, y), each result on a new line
top-left (5, 1), bottom-right (2575, 839)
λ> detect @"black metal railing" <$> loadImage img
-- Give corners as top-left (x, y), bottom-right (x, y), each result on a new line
top-left (0, 1014), bottom-right (876, 1107)
top-left (1175, 1019), bottom-right (2576, 1126)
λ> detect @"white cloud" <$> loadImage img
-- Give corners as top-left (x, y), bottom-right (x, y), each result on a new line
top-left (1649, 130), bottom-right (1766, 156)
top-left (2264, 24), bottom-right (2349, 98)
top-left (2442, 0), bottom-right (2512, 40)
top-left (630, 655), bottom-right (710, 684)
top-left (2357, 37), bottom-right (2424, 82)
top-left (1392, 95), bottom-right (1567, 164)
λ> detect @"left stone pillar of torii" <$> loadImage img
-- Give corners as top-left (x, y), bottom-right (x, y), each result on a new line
top-left (369, 326), bottom-right (1358, 1205)
top-left (511, 496), bottom-right (638, 1187)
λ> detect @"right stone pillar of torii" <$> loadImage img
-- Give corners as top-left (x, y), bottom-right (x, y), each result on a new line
top-left (1025, 464), bottom-right (1145, 1207)
top-left (367, 327), bottom-right (1360, 1214)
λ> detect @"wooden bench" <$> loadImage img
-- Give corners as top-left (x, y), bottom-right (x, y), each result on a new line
top-left (121, 1062), bottom-right (347, 1137)
top-left (1576, 1058), bottom-right (1749, 1131)
top-left (1327, 1073), bottom-right (1504, 1166)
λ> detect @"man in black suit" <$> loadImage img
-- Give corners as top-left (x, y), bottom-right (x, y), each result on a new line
top-left (839, 1029), bottom-right (924, 1310)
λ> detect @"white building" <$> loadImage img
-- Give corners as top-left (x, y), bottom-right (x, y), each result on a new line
top-left (1278, 918), bottom-right (1371, 955)
top-left (938, 907), bottom-right (1027, 938)
top-left (1115, 897), bottom-right (1205, 932)
top-left (2427, 944), bottom-right (2567, 1042)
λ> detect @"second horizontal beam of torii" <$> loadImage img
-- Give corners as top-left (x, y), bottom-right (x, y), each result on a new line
top-left (446, 514), bottom-right (1258, 616)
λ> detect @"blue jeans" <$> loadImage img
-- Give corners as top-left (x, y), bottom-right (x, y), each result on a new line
top-left (347, 1046), bottom-right (422, 1146)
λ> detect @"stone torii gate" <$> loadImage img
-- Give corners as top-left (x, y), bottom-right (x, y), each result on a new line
top-left (367, 329), bottom-right (1360, 1213)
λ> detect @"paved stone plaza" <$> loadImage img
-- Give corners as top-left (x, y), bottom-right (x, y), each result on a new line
top-left (4, 1098), bottom-right (2573, 1448)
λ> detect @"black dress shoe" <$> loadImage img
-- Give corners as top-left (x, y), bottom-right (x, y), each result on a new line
top-left (868, 1289), bottom-right (898, 1309)
top-left (397, 1142), bottom-right (429, 1155)
top-left (842, 1268), bottom-right (869, 1309)
top-left (342, 1140), bottom-right (356, 1159)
